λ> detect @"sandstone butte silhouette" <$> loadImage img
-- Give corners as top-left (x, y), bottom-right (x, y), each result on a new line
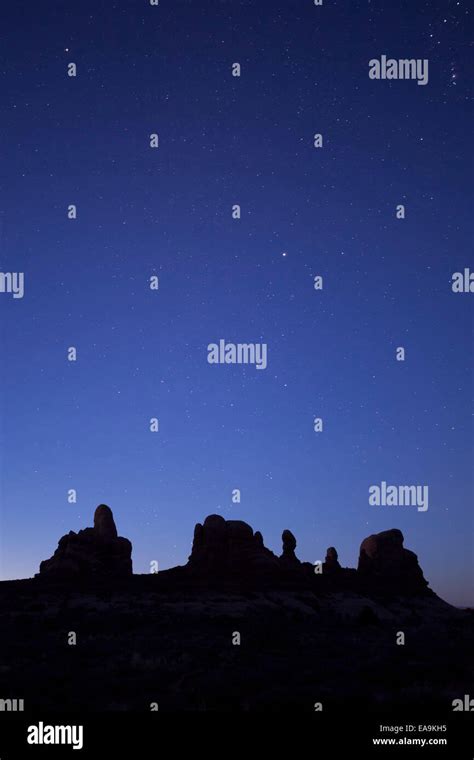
top-left (36, 504), bottom-right (431, 597)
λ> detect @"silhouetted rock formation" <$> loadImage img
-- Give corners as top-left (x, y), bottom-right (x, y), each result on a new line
top-left (280, 529), bottom-right (300, 567)
top-left (357, 528), bottom-right (428, 593)
top-left (38, 504), bottom-right (132, 579)
top-left (36, 504), bottom-right (432, 598)
top-left (184, 517), bottom-right (433, 594)
top-left (188, 514), bottom-right (279, 576)
top-left (94, 504), bottom-right (118, 540)
top-left (324, 546), bottom-right (341, 573)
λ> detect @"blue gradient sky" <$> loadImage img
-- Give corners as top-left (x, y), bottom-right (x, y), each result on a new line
top-left (0, 0), bottom-right (472, 606)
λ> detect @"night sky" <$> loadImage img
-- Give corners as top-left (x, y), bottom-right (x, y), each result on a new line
top-left (0, 1), bottom-right (472, 606)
